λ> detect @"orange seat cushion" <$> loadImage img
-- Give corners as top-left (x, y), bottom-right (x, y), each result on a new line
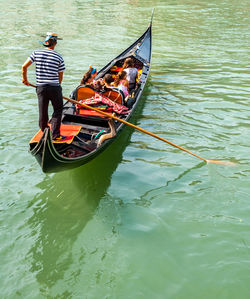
top-left (29, 124), bottom-right (82, 144)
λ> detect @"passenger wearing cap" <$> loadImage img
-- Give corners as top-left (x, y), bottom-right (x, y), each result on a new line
top-left (22, 32), bottom-right (66, 141)
top-left (80, 66), bottom-right (97, 86)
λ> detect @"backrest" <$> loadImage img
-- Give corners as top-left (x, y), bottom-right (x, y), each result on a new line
top-left (75, 86), bottom-right (96, 101)
top-left (102, 88), bottom-right (124, 105)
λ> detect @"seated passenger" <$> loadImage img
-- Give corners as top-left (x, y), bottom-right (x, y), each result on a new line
top-left (122, 57), bottom-right (138, 91)
top-left (112, 71), bottom-right (129, 99)
top-left (92, 79), bottom-right (105, 92)
top-left (90, 74), bottom-right (113, 93)
top-left (103, 73), bottom-right (114, 87)
top-left (80, 66), bottom-right (97, 86)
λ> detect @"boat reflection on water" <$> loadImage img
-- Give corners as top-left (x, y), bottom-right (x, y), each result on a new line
top-left (25, 58), bottom-right (150, 289)
top-left (26, 122), bottom-right (136, 293)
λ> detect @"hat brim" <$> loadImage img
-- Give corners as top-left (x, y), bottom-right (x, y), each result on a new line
top-left (40, 35), bottom-right (63, 41)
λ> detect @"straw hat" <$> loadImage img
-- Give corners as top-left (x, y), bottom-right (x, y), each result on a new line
top-left (40, 32), bottom-right (63, 44)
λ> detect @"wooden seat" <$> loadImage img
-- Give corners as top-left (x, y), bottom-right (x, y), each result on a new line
top-left (75, 86), bottom-right (123, 104)
top-left (75, 85), bottom-right (124, 110)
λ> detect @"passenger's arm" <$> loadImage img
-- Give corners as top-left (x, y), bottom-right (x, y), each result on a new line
top-left (136, 69), bottom-right (139, 81)
top-left (124, 80), bottom-right (129, 88)
top-left (22, 58), bottom-right (32, 85)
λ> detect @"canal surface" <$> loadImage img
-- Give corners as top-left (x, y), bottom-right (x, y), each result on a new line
top-left (0, 0), bottom-right (250, 298)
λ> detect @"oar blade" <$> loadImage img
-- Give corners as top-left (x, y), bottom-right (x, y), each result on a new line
top-left (206, 159), bottom-right (236, 166)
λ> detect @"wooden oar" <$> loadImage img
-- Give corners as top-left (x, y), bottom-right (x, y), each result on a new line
top-left (29, 83), bottom-right (235, 166)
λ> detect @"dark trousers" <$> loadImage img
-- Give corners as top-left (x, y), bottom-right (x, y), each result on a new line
top-left (36, 85), bottom-right (63, 139)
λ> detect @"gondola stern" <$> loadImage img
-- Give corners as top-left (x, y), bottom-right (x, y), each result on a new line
top-left (29, 128), bottom-right (59, 173)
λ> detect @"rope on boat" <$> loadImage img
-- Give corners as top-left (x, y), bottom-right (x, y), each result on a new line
top-left (75, 135), bottom-right (93, 144)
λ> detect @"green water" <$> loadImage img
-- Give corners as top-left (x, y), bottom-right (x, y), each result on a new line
top-left (1, 0), bottom-right (250, 298)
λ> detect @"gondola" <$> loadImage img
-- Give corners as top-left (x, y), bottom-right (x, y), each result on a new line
top-left (29, 20), bottom-right (152, 173)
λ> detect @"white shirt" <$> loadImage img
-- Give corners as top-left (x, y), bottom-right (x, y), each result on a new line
top-left (124, 68), bottom-right (138, 84)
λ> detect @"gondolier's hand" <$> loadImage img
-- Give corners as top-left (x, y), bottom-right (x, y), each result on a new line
top-left (22, 79), bottom-right (30, 86)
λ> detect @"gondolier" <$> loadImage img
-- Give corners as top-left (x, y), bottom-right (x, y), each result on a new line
top-left (22, 32), bottom-right (66, 140)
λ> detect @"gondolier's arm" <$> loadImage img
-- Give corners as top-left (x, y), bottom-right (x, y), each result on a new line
top-left (22, 58), bottom-right (32, 86)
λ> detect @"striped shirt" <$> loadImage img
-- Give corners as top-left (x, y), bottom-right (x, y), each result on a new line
top-left (29, 49), bottom-right (65, 86)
